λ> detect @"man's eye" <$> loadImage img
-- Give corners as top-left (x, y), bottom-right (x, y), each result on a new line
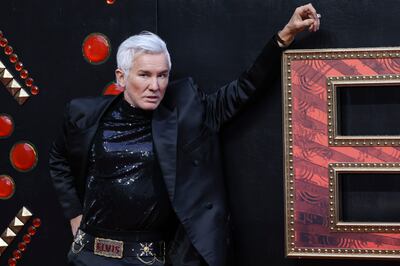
top-left (139, 73), bottom-right (148, 77)
top-left (159, 74), bottom-right (168, 78)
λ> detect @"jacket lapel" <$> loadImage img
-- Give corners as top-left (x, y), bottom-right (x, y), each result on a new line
top-left (77, 96), bottom-right (120, 182)
top-left (152, 103), bottom-right (178, 202)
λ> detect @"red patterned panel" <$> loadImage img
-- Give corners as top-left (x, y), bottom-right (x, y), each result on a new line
top-left (283, 48), bottom-right (400, 259)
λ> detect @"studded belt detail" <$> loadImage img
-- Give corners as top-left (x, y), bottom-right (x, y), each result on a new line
top-left (71, 229), bottom-right (166, 265)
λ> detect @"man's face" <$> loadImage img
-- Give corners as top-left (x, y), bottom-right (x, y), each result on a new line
top-left (116, 52), bottom-right (169, 110)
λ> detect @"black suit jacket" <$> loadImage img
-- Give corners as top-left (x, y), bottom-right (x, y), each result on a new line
top-left (49, 37), bottom-right (283, 266)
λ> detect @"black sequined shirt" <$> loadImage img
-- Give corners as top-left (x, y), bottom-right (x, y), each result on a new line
top-left (81, 96), bottom-right (174, 235)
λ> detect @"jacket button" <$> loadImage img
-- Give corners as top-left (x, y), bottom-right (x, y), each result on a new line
top-left (192, 160), bottom-right (199, 166)
top-left (205, 202), bottom-right (213, 209)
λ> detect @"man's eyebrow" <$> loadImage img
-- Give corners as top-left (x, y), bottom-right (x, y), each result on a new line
top-left (136, 69), bottom-right (169, 74)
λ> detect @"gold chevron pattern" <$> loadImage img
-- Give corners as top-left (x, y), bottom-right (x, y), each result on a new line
top-left (0, 207), bottom-right (32, 256)
top-left (0, 60), bottom-right (30, 105)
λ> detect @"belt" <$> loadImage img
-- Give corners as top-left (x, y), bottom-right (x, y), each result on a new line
top-left (72, 229), bottom-right (166, 263)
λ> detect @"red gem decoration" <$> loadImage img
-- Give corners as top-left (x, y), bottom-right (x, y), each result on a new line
top-left (82, 33), bottom-right (111, 64)
top-left (15, 61), bottom-right (23, 71)
top-left (0, 175), bottom-right (15, 199)
top-left (10, 142), bottom-right (38, 172)
top-left (17, 242), bottom-right (26, 252)
top-left (9, 53), bottom-right (18, 63)
top-left (12, 250), bottom-right (21, 260)
top-left (0, 114), bottom-right (14, 138)
top-left (0, 37), bottom-right (8, 47)
top-left (23, 234), bottom-right (31, 243)
top-left (103, 82), bottom-right (124, 95)
top-left (8, 258), bottom-right (16, 266)
top-left (32, 218), bottom-right (41, 228)
top-left (25, 78), bottom-right (33, 87)
top-left (106, 0), bottom-right (116, 4)
top-left (20, 69), bottom-right (28, 79)
top-left (27, 226), bottom-right (36, 236)
top-left (30, 85), bottom-right (39, 95)
top-left (4, 45), bottom-right (13, 55)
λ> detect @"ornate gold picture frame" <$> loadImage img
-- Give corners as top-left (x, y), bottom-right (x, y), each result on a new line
top-left (283, 47), bottom-right (400, 259)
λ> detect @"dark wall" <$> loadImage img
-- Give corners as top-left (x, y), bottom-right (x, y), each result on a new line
top-left (1, 0), bottom-right (400, 265)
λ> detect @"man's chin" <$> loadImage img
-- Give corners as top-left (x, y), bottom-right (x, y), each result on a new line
top-left (139, 102), bottom-right (160, 111)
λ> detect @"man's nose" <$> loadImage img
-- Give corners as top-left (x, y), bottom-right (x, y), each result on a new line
top-left (149, 77), bottom-right (160, 91)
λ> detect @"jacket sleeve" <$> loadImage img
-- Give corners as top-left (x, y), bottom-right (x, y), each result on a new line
top-left (202, 36), bottom-right (284, 131)
top-left (49, 102), bottom-right (83, 220)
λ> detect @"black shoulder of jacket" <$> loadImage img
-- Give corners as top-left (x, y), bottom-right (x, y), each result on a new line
top-left (162, 77), bottom-right (196, 109)
top-left (66, 95), bottom-right (117, 127)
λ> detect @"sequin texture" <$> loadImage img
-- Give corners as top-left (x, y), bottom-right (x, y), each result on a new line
top-left (82, 97), bottom-right (173, 233)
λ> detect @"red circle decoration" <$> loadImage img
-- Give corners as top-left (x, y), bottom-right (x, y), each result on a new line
top-left (4, 45), bottom-right (13, 55)
top-left (106, 0), bottom-right (116, 4)
top-left (23, 234), bottom-right (31, 243)
top-left (8, 258), bottom-right (16, 266)
top-left (25, 78), bottom-right (33, 87)
top-left (9, 53), bottom-right (18, 63)
top-left (12, 250), bottom-right (21, 260)
top-left (103, 82), bottom-right (124, 95)
top-left (0, 38), bottom-right (8, 47)
top-left (0, 114), bottom-right (14, 138)
top-left (20, 69), bottom-right (28, 79)
top-left (32, 218), bottom-right (41, 228)
top-left (17, 242), bottom-right (26, 252)
top-left (82, 33), bottom-right (111, 64)
top-left (15, 61), bottom-right (23, 71)
top-left (27, 226), bottom-right (36, 236)
top-left (10, 142), bottom-right (38, 172)
top-left (0, 175), bottom-right (15, 200)
top-left (31, 85), bottom-right (39, 95)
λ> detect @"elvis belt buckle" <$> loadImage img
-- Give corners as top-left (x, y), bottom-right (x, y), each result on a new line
top-left (94, 237), bottom-right (124, 259)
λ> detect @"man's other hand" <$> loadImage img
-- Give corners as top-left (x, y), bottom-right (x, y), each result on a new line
top-left (278, 3), bottom-right (321, 46)
top-left (70, 214), bottom-right (82, 236)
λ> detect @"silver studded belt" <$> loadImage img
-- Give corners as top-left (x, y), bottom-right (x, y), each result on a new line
top-left (72, 229), bottom-right (166, 264)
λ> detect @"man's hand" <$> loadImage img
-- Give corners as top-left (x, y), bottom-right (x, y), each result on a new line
top-left (70, 214), bottom-right (82, 236)
top-left (278, 3), bottom-right (321, 46)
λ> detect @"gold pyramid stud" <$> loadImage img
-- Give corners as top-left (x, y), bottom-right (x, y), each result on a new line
top-left (0, 237), bottom-right (8, 255)
top-left (17, 206), bottom-right (32, 224)
top-left (5, 79), bottom-right (21, 96)
top-left (14, 88), bottom-right (30, 105)
top-left (9, 217), bottom-right (24, 234)
top-left (0, 69), bottom-right (13, 87)
top-left (0, 61), bottom-right (6, 76)
top-left (3, 228), bottom-right (16, 237)
top-left (1, 227), bottom-right (16, 244)
top-left (20, 206), bottom-right (32, 217)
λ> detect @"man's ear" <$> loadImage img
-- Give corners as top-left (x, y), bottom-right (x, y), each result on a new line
top-left (115, 69), bottom-right (126, 87)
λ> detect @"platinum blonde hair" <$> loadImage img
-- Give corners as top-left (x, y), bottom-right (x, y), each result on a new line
top-left (116, 31), bottom-right (171, 81)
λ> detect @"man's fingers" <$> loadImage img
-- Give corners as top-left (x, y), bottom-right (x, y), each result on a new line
top-left (304, 3), bottom-right (318, 19)
top-left (298, 18), bottom-right (314, 30)
top-left (297, 3), bottom-right (318, 21)
top-left (297, 3), bottom-right (320, 32)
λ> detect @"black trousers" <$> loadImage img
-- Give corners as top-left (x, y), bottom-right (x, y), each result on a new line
top-left (67, 249), bottom-right (169, 266)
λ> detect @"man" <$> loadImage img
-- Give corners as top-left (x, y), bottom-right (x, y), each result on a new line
top-left (50, 4), bottom-right (320, 266)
